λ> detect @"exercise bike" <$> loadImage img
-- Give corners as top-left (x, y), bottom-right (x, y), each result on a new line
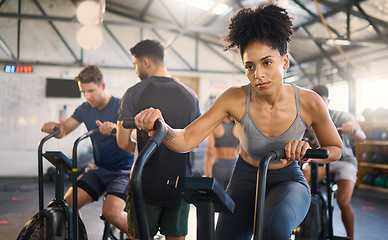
top-left (123, 118), bottom-right (330, 240)
top-left (17, 128), bottom-right (124, 240)
top-left (121, 118), bottom-right (167, 240)
top-left (294, 127), bottom-right (349, 240)
top-left (169, 149), bottom-right (328, 240)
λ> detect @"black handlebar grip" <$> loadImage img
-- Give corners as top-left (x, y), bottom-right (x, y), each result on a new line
top-left (111, 128), bottom-right (117, 134)
top-left (149, 119), bottom-right (167, 146)
top-left (304, 149), bottom-right (329, 159)
top-left (273, 148), bottom-right (329, 160)
top-left (86, 128), bottom-right (101, 137)
top-left (122, 118), bottom-right (136, 129)
top-left (52, 127), bottom-right (61, 137)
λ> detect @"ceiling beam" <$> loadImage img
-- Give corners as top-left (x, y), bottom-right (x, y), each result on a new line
top-left (102, 24), bottom-right (132, 60)
top-left (200, 40), bottom-right (244, 73)
top-left (32, 0), bottom-right (79, 62)
top-left (140, 0), bottom-right (154, 21)
top-left (288, 53), bottom-right (311, 83)
top-left (300, 26), bottom-right (350, 82)
top-left (292, 0), bottom-right (344, 38)
top-left (157, 0), bottom-right (182, 28)
top-left (353, 0), bottom-right (388, 48)
top-left (152, 29), bottom-right (194, 71)
top-left (293, 0), bottom-right (370, 31)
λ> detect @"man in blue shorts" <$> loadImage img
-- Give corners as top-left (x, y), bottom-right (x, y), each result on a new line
top-left (116, 39), bottom-right (201, 240)
top-left (41, 65), bottom-right (134, 235)
top-left (303, 85), bottom-right (366, 240)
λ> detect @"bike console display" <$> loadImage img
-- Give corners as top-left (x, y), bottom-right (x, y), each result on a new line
top-left (43, 151), bottom-right (73, 171)
top-left (169, 176), bottom-right (235, 214)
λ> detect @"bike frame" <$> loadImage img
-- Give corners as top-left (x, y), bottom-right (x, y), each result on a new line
top-left (122, 118), bottom-right (167, 240)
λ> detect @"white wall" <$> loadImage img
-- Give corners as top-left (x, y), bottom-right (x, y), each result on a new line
top-left (0, 65), bottom-right (246, 177)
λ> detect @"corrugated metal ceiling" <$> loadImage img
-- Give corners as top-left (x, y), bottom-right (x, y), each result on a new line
top-left (0, 0), bottom-right (388, 86)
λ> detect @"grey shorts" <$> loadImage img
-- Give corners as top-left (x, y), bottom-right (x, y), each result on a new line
top-left (330, 160), bottom-right (357, 183)
top-left (78, 167), bottom-right (131, 201)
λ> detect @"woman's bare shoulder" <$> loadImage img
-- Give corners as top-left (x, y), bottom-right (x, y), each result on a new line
top-left (297, 86), bottom-right (323, 107)
top-left (210, 84), bottom-right (248, 121)
top-left (297, 86), bottom-right (328, 125)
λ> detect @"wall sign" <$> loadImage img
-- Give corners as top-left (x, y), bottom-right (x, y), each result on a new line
top-left (4, 64), bottom-right (33, 73)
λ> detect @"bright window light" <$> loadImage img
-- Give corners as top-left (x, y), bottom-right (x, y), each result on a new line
top-left (177, 0), bottom-right (230, 15)
top-left (327, 82), bottom-right (349, 112)
top-left (213, 3), bottom-right (229, 15)
top-left (359, 78), bottom-right (388, 111)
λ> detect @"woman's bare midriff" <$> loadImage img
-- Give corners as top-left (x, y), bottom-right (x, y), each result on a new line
top-left (215, 147), bottom-right (239, 160)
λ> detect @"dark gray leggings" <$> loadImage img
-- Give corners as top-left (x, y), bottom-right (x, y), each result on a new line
top-left (215, 157), bottom-right (311, 240)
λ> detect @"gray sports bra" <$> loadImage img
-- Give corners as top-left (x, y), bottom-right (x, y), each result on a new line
top-left (235, 84), bottom-right (307, 161)
top-left (214, 121), bottom-right (239, 148)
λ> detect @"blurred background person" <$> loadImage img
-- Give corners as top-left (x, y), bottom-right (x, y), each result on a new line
top-left (204, 116), bottom-right (239, 189)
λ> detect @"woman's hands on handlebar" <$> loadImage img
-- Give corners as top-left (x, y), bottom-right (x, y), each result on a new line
top-left (282, 140), bottom-right (312, 164)
top-left (134, 107), bottom-right (165, 137)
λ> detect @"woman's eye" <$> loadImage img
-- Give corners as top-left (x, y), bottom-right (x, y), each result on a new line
top-left (264, 61), bottom-right (272, 66)
top-left (246, 65), bottom-right (254, 70)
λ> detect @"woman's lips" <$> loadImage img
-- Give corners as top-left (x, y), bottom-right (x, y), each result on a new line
top-left (257, 82), bottom-right (269, 88)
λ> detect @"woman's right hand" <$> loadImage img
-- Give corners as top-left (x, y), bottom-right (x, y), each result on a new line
top-left (135, 107), bottom-right (165, 136)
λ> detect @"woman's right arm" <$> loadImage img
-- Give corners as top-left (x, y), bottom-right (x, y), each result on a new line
top-left (204, 131), bottom-right (216, 177)
top-left (134, 88), bottom-right (240, 153)
top-left (134, 106), bottom-right (226, 153)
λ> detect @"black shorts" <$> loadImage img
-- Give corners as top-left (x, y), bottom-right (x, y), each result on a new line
top-left (78, 167), bottom-right (130, 201)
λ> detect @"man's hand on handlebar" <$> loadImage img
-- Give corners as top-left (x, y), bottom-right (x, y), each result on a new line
top-left (41, 122), bottom-right (60, 134)
top-left (283, 140), bottom-right (312, 164)
top-left (338, 122), bottom-right (357, 137)
top-left (96, 120), bottom-right (116, 136)
top-left (134, 107), bottom-right (165, 137)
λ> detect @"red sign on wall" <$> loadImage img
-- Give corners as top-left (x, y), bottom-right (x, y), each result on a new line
top-left (4, 65), bottom-right (33, 73)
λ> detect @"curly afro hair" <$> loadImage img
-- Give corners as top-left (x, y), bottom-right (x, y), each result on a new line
top-left (223, 2), bottom-right (293, 57)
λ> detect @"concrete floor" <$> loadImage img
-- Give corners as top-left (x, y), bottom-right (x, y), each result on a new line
top-left (1, 141), bottom-right (388, 240)
top-left (1, 176), bottom-right (388, 240)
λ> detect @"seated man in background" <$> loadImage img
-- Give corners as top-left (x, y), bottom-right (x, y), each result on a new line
top-left (303, 85), bottom-right (366, 240)
top-left (41, 65), bottom-right (134, 236)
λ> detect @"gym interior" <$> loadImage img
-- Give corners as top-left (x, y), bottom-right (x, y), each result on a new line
top-left (1, 0), bottom-right (388, 239)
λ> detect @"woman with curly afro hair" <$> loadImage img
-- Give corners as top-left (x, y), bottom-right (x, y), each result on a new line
top-left (133, 2), bottom-right (343, 239)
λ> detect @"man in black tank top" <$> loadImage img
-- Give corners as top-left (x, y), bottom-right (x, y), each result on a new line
top-left (117, 40), bottom-right (201, 240)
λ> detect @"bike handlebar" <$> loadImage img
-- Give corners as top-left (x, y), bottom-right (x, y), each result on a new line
top-left (270, 148), bottom-right (329, 164)
top-left (37, 127), bottom-right (61, 211)
top-left (253, 148), bottom-right (329, 240)
top-left (70, 126), bottom-right (115, 240)
top-left (122, 118), bottom-right (167, 240)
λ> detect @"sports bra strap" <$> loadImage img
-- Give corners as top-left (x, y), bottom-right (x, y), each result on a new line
top-left (245, 84), bottom-right (251, 113)
top-left (291, 84), bottom-right (301, 117)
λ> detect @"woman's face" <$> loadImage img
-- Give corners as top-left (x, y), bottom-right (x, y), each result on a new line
top-left (242, 41), bottom-right (289, 93)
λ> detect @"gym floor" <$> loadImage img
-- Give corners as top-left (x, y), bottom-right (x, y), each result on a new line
top-left (1, 177), bottom-right (388, 240)
top-left (1, 142), bottom-right (388, 240)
